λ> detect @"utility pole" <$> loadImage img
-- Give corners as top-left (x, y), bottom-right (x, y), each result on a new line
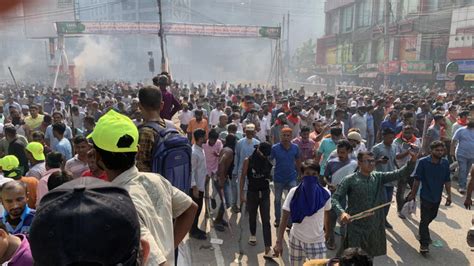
top-left (383, 0), bottom-right (390, 90)
top-left (287, 12), bottom-right (290, 77)
top-left (157, 0), bottom-right (166, 72)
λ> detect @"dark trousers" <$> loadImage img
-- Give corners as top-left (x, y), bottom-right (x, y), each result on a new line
top-left (190, 190), bottom-right (204, 233)
top-left (327, 196), bottom-right (346, 243)
top-left (247, 190), bottom-right (272, 247)
top-left (419, 199), bottom-right (440, 246)
top-left (180, 124), bottom-right (188, 133)
top-left (396, 175), bottom-right (414, 212)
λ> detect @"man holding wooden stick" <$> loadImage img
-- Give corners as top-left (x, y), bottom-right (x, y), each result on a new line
top-left (331, 150), bottom-right (418, 258)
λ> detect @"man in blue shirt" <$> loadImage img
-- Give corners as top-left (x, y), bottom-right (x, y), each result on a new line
top-left (407, 141), bottom-right (452, 254)
top-left (379, 110), bottom-right (402, 140)
top-left (0, 181), bottom-right (35, 235)
top-left (450, 116), bottom-right (474, 194)
top-left (271, 127), bottom-right (301, 228)
top-left (52, 122), bottom-right (73, 161)
top-left (232, 124), bottom-right (260, 213)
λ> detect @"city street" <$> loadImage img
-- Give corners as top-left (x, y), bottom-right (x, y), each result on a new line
top-left (180, 182), bottom-right (473, 266)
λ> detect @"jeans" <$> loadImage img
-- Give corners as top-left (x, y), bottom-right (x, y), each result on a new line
top-left (367, 133), bottom-right (375, 151)
top-left (274, 180), bottom-right (297, 223)
top-left (396, 175), bottom-right (414, 212)
top-left (456, 156), bottom-right (474, 190)
top-left (384, 186), bottom-right (394, 217)
top-left (189, 190), bottom-right (204, 233)
top-left (247, 190), bottom-right (272, 247)
top-left (419, 199), bottom-right (440, 246)
top-left (230, 174), bottom-right (241, 207)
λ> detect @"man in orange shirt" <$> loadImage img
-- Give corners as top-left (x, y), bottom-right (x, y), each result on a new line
top-left (0, 155), bottom-right (38, 209)
top-left (187, 109), bottom-right (209, 144)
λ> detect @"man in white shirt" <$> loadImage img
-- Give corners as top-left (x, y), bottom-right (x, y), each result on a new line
top-left (209, 102), bottom-right (225, 127)
top-left (351, 106), bottom-right (368, 139)
top-left (88, 110), bottom-right (197, 266)
top-left (257, 110), bottom-right (271, 141)
top-left (274, 160), bottom-right (331, 264)
top-left (190, 128), bottom-right (208, 240)
top-left (69, 106), bottom-right (86, 133)
top-left (178, 103), bottom-right (193, 133)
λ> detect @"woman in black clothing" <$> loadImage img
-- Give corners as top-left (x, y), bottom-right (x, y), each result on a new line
top-left (239, 142), bottom-right (276, 258)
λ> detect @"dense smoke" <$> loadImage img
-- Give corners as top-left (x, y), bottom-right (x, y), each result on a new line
top-left (73, 36), bottom-right (120, 86)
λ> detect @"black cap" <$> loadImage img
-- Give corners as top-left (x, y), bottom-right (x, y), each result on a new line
top-left (29, 177), bottom-right (140, 266)
top-left (153, 74), bottom-right (169, 86)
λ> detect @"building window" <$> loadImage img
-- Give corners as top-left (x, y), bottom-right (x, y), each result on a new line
top-left (326, 11), bottom-right (339, 35)
top-left (401, 0), bottom-right (418, 18)
top-left (357, 0), bottom-right (372, 28)
top-left (341, 6), bottom-right (353, 33)
top-left (122, 0), bottom-right (136, 11)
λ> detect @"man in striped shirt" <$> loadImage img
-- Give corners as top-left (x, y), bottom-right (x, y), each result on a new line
top-left (65, 136), bottom-right (91, 178)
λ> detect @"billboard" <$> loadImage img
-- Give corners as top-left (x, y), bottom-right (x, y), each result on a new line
top-left (23, 0), bottom-right (75, 38)
top-left (55, 21), bottom-right (282, 39)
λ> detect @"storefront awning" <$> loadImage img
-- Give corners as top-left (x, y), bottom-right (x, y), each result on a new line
top-left (359, 72), bottom-right (379, 78)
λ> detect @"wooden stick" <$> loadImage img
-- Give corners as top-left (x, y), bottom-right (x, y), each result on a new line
top-left (350, 201), bottom-right (393, 221)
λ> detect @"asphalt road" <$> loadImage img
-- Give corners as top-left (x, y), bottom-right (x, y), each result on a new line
top-left (179, 182), bottom-right (473, 266)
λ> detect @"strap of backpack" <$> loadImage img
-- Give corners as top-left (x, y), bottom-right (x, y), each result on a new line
top-left (141, 121), bottom-right (165, 135)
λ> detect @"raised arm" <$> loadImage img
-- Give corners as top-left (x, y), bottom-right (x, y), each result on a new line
top-left (380, 152), bottom-right (417, 184)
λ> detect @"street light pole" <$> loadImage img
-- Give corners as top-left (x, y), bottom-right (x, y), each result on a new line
top-left (157, 0), bottom-right (166, 72)
top-left (383, 0), bottom-right (390, 91)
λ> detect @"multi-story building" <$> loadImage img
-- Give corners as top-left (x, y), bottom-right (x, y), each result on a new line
top-left (445, 2), bottom-right (474, 89)
top-left (316, 0), bottom-right (474, 86)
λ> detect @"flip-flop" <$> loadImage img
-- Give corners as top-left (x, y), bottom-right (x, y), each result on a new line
top-left (248, 235), bottom-right (257, 246)
top-left (263, 249), bottom-right (277, 259)
top-left (214, 223), bottom-right (225, 232)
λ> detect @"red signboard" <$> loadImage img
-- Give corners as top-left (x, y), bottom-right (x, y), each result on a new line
top-left (447, 47), bottom-right (474, 60)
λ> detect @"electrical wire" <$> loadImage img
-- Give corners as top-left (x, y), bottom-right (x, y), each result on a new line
top-left (0, 0), bottom-right (126, 23)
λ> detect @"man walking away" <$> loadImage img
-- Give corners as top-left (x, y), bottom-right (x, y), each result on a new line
top-left (136, 85), bottom-right (175, 172)
top-left (88, 110), bottom-right (197, 265)
top-left (153, 74), bottom-right (181, 120)
top-left (29, 177), bottom-right (150, 265)
top-left (24, 142), bottom-right (46, 180)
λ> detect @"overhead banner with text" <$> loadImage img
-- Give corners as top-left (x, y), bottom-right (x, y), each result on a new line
top-left (55, 21), bottom-right (281, 39)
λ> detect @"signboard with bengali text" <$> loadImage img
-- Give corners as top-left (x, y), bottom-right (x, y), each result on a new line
top-left (56, 21), bottom-right (281, 39)
top-left (400, 60), bottom-right (433, 75)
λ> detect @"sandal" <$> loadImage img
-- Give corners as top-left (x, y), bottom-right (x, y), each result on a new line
top-left (263, 249), bottom-right (277, 259)
top-left (248, 235), bottom-right (257, 246)
top-left (326, 240), bottom-right (336, 250)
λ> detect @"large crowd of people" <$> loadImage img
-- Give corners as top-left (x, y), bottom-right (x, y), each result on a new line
top-left (0, 74), bottom-right (472, 265)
